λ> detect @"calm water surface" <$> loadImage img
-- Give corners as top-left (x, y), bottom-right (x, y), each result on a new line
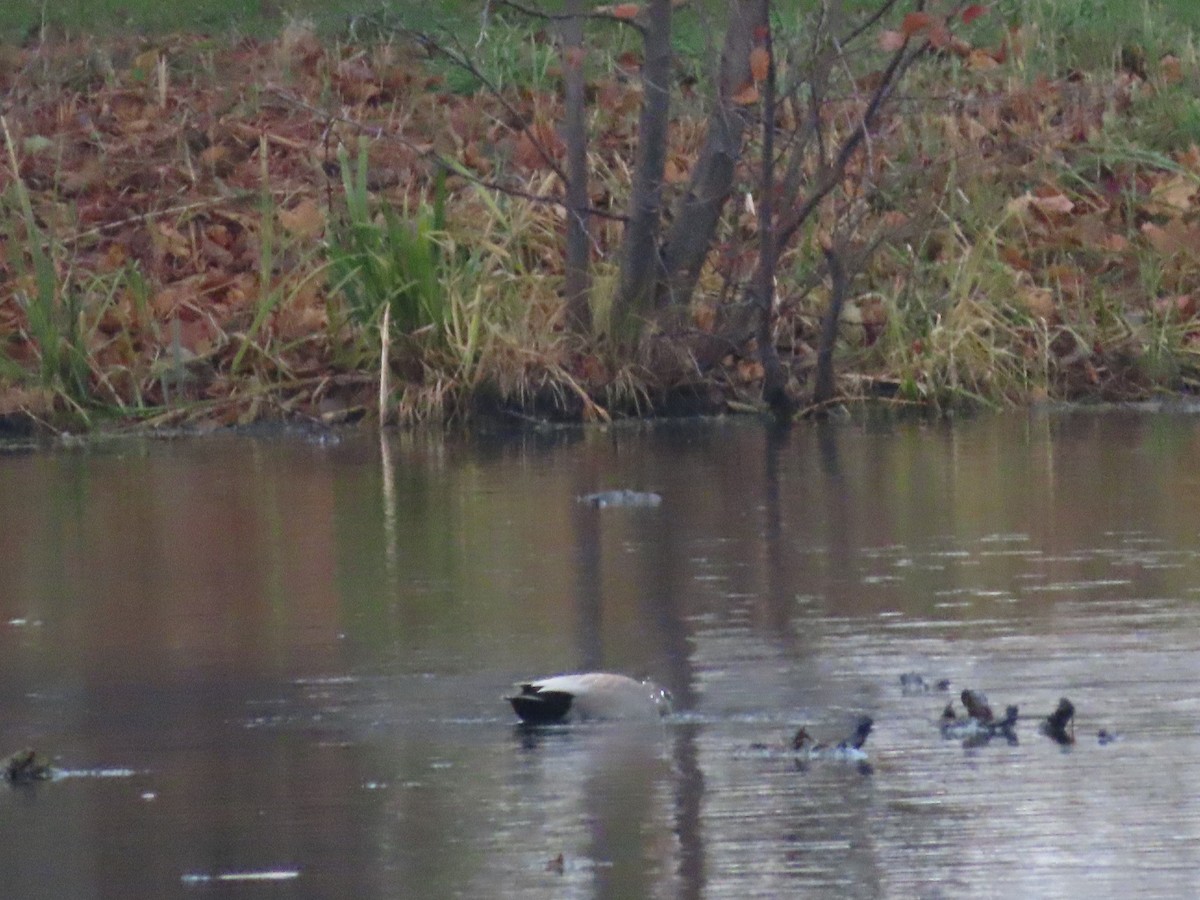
top-left (3, 413), bottom-right (1200, 898)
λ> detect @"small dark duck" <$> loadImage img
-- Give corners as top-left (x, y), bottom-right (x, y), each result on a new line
top-left (507, 673), bottom-right (672, 724)
top-left (3, 748), bottom-right (53, 784)
top-left (791, 716), bottom-right (874, 761)
top-left (960, 689), bottom-right (995, 723)
top-left (1040, 697), bottom-right (1075, 745)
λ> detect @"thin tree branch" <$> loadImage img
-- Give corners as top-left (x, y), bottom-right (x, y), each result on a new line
top-left (838, 0), bottom-right (904, 48)
top-left (771, 36), bottom-right (927, 256)
top-left (407, 30), bottom-right (571, 185)
top-left (495, 0), bottom-right (647, 34)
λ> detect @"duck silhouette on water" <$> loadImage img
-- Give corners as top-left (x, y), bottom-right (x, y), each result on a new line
top-left (506, 673), bottom-right (672, 724)
top-left (3, 748), bottom-right (53, 784)
top-left (1040, 697), bottom-right (1076, 746)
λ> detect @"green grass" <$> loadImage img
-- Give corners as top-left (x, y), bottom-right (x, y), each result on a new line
top-left (0, 0), bottom-right (481, 41)
top-left (5, 1), bottom-right (1198, 101)
top-left (5, 1), bottom-right (1194, 49)
top-left (326, 143), bottom-right (449, 341)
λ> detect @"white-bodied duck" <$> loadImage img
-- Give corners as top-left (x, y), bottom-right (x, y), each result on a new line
top-left (507, 673), bottom-right (672, 724)
top-left (791, 716), bottom-right (874, 761)
top-left (940, 689), bottom-right (1019, 744)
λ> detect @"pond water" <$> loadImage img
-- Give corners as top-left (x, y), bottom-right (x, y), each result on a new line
top-left (3, 412), bottom-right (1200, 898)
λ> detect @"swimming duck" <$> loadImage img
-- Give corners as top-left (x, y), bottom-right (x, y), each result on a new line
top-left (899, 673), bottom-right (951, 696)
top-left (3, 748), bottom-right (53, 784)
top-left (577, 490), bottom-right (663, 509)
top-left (940, 697), bottom-right (1019, 744)
top-left (506, 673), bottom-right (672, 724)
top-left (1040, 697), bottom-right (1075, 745)
top-left (960, 689), bottom-right (995, 723)
top-left (791, 716), bottom-right (874, 761)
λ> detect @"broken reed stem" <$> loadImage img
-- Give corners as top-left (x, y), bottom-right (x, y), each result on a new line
top-left (156, 53), bottom-right (168, 109)
top-left (379, 303), bottom-right (392, 424)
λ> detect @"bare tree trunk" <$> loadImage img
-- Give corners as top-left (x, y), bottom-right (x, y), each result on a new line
top-left (561, 0), bottom-right (591, 334)
top-left (611, 0), bottom-right (672, 335)
top-left (752, 1), bottom-right (792, 417)
top-left (812, 245), bottom-right (847, 406)
top-left (657, 0), bottom-right (766, 309)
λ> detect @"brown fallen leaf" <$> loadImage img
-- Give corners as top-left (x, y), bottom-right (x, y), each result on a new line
top-left (278, 198), bottom-right (325, 238)
top-left (1147, 173), bottom-right (1196, 216)
top-left (749, 46), bottom-right (770, 84)
top-left (967, 49), bottom-right (1000, 71)
top-left (1019, 285), bottom-right (1057, 322)
top-left (1160, 54), bottom-right (1183, 86)
top-left (1142, 220), bottom-right (1200, 257)
top-left (600, 3), bottom-right (640, 20)
top-left (737, 359), bottom-right (765, 383)
top-left (1006, 190), bottom-right (1074, 220)
top-left (731, 83), bottom-right (759, 106)
top-left (901, 12), bottom-right (935, 37)
top-left (962, 4), bottom-right (986, 25)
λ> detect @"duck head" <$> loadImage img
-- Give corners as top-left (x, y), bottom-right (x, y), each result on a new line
top-left (961, 689), bottom-right (994, 723)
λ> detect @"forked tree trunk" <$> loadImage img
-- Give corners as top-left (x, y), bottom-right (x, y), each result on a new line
top-left (611, 0), bottom-right (673, 335)
top-left (657, 0), bottom-right (766, 309)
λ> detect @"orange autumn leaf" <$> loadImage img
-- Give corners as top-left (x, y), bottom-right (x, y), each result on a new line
top-left (901, 12), bottom-right (935, 37)
top-left (1160, 54), bottom-right (1183, 86)
top-left (737, 359), bottom-right (765, 383)
top-left (749, 46), bottom-right (770, 83)
top-left (278, 199), bottom-right (325, 238)
top-left (693, 304), bottom-right (716, 333)
top-left (961, 4), bottom-right (986, 25)
top-left (731, 83), bottom-right (760, 105)
top-left (609, 3), bottom-right (640, 20)
top-left (967, 48), bottom-right (1000, 70)
top-left (512, 131), bottom-right (544, 171)
top-left (663, 155), bottom-right (689, 184)
top-left (927, 24), bottom-right (953, 49)
top-left (999, 245), bottom-right (1031, 270)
